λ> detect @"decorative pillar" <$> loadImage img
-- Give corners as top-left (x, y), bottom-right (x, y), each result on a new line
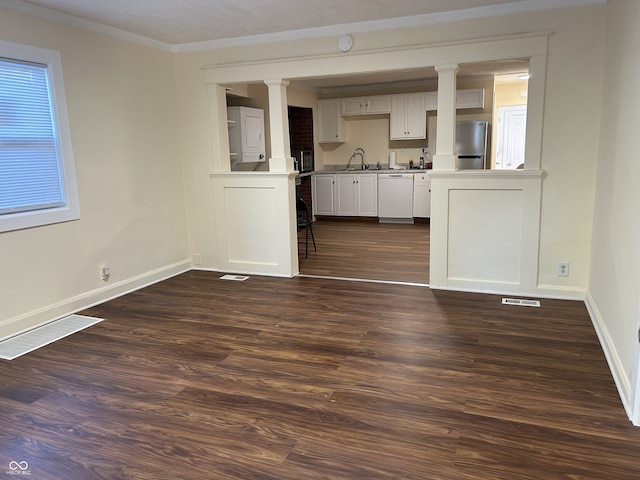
top-left (207, 83), bottom-right (231, 172)
top-left (264, 79), bottom-right (293, 172)
top-left (434, 64), bottom-right (459, 171)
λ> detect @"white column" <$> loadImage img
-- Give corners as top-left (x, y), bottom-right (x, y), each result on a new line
top-left (523, 55), bottom-right (547, 171)
top-left (207, 83), bottom-right (231, 172)
top-left (264, 79), bottom-right (293, 172)
top-left (433, 64), bottom-right (459, 171)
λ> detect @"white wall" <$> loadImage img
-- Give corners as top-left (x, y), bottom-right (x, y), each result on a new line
top-left (0, 8), bottom-right (190, 338)
top-left (587, 0), bottom-right (640, 419)
top-left (173, 4), bottom-right (606, 297)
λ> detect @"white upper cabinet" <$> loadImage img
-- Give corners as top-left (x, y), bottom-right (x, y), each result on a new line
top-left (390, 93), bottom-right (426, 140)
top-left (424, 92), bottom-right (438, 111)
top-left (456, 88), bottom-right (485, 109)
top-left (341, 95), bottom-right (391, 115)
top-left (318, 99), bottom-right (345, 143)
top-left (364, 96), bottom-right (391, 114)
top-left (341, 97), bottom-right (365, 115)
top-left (424, 88), bottom-right (485, 111)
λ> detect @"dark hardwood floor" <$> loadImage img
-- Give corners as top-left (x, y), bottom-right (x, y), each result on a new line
top-left (298, 218), bottom-right (430, 284)
top-left (1, 270), bottom-right (639, 479)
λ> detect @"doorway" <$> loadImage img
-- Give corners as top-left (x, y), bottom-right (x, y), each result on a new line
top-left (297, 218), bottom-right (430, 284)
top-left (496, 105), bottom-right (527, 169)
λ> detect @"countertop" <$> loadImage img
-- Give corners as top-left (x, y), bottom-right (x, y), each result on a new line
top-left (316, 168), bottom-right (430, 174)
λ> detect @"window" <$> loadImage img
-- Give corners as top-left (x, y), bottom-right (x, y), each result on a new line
top-left (0, 40), bottom-right (79, 233)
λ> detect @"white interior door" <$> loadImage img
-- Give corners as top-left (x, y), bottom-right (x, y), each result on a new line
top-left (496, 105), bottom-right (527, 169)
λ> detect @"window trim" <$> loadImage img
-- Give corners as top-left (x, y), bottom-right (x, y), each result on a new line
top-left (0, 40), bottom-right (80, 233)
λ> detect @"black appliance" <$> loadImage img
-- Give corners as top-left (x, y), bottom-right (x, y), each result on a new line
top-left (294, 150), bottom-right (314, 173)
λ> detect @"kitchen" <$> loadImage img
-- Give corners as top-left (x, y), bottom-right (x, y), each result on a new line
top-left (288, 65), bottom-right (529, 284)
top-left (223, 59), bottom-right (529, 284)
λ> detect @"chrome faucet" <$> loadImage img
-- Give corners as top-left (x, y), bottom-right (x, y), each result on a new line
top-left (349, 147), bottom-right (366, 169)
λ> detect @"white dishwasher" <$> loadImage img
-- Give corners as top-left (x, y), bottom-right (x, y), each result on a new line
top-left (377, 173), bottom-right (414, 223)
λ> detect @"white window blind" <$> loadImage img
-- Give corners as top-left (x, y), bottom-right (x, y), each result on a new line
top-left (0, 57), bottom-right (65, 215)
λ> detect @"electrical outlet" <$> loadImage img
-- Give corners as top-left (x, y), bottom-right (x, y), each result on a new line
top-left (557, 262), bottom-right (569, 277)
top-left (100, 265), bottom-right (111, 282)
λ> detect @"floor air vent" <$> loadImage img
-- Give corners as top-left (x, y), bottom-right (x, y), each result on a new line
top-left (220, 274), bottom-right (249, 281)
top-left (502, 298), bottom-right (541, 307)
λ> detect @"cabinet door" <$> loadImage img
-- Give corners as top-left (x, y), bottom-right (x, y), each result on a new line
top-left (390, 95), bottom-right (408, 139)
top-left (390, 94), bottom-right (426, 140)
top-left (365, 95), bottom-right (391, 114)
top-left (456, 88), bottom-right (485, 109)
top-left (425, 91), bottom-right (437, 111)
top-left (341, 97), bottom-right (365, 115)
top-left (356, 174), bottom-right (378, 216)
top-left (422, 89), bottom-right (485, 111)
top-left (404, 93), bottom-right (426, 139)
top-left (318, 99), bottom-right (344, 143)
top-left (242, 111), bottom-right (264, 152)
top-left (336, 174), bottom-right (356, 216)
top-left (413, 174), bottom-right (431, 218)
top-left (312, 175), bottom-right (336, 215)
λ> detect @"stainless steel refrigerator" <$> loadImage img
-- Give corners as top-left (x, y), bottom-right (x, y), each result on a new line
top-left (456, 120), bottom-right (488, 170)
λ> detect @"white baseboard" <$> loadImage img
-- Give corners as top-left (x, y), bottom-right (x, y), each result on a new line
top-left (584, 289), bottom-right (633, 421)
top-left (429, 283), bottom-right (585, 301)
top-left (0, 259), bottom-right (192, 342)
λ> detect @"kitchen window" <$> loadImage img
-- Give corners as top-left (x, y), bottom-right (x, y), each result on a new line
top-left (0, 40), bottom-right (80, 233)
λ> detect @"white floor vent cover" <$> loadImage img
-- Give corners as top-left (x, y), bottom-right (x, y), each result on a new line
top-left (220, 274), bottom-right (249, 281)
top-left (502, 298), bottom-right (541, 307)
top-left (0, 314), bottom-right (103, 360)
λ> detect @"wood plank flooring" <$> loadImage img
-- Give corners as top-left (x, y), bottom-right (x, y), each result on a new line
top-left (1, 271), bottom-right (640, 479)
top-left (298, 218), bottom-right (430, 284)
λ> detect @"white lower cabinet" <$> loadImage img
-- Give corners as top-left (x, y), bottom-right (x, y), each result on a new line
top-left (312, 174), bottom-right (337, 215)
top-left (356, 174), bottom-right (378, 216)
top-left (337, 174), bottom-right (378, 216)
top-left (413, 173), bottom-right (431, 218)
top-left (313, 173), bottom-right (377, 217)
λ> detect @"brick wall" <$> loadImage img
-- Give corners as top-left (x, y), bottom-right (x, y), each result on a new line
top-left (288, 106), bottom-right (314, 154)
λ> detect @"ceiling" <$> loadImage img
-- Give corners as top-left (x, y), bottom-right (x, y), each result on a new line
top-left (1, 0), bottom-right (596, 89)
top-left (5, 0), bottom-right (599, 48)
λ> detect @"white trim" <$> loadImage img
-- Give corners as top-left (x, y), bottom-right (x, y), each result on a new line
top-left (584, 289), bottom-right (633, 422)
top-left (0, 40), bottom-right (81, 233)
top-left (0, 260), bottom-right (192, 342)
top-left (427, 282), bottom-right (585, 300)
top-left (428, 169), bottom-right (544, 180)
top-left (631, 292), bottom-right (640, 425)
